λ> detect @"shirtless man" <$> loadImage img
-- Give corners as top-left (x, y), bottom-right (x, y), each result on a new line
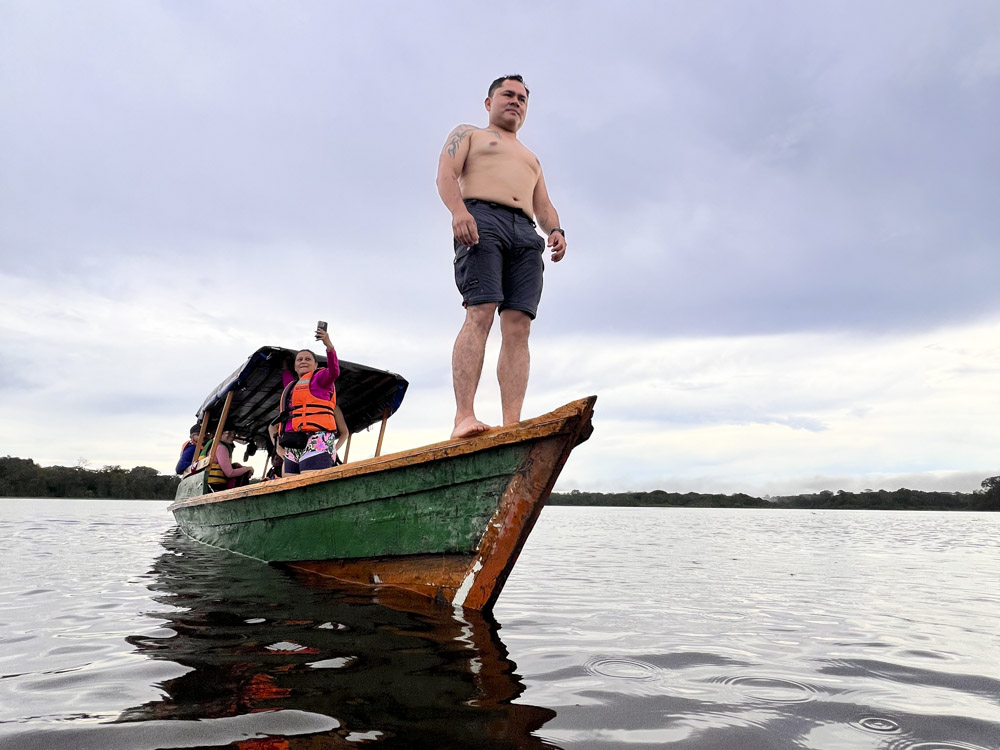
top-left (436, 74), bottom-right (567, 440)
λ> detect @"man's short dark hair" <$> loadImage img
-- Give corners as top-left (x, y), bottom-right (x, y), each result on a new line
top-left (488, 74), bottom-right (529, 98)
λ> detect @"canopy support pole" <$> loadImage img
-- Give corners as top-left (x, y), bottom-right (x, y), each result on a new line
top-left (205, 391), bottom-right (235, 468)
top-left (374, 408), bottom-right (390, 457)
top-left (188, 419), bottom-right (211, 477)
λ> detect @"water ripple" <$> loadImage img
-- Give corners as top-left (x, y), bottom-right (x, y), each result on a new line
top-left (850, 715), bottom-right (902, 734)
top-left (584, 657), bottom-right (664, 682)
top-left (711, 674), bottom-right (821, 704)
top-left (887, 742), bottom-right (996, 750)
top-left (702, 610), bottom-right (747, 622)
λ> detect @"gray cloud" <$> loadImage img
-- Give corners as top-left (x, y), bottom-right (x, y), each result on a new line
top-left (6, 2), bottom-right (997, 337)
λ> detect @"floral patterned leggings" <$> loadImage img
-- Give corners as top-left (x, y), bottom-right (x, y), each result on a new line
top-left (283, 431), bottom-right (337, 475)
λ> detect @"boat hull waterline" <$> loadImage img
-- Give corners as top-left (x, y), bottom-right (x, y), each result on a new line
top-left (169, 397), bottom-right (595, 612)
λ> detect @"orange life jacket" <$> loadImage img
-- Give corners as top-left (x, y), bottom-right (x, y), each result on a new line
top-left (287, 372), bottom-right (337, 433)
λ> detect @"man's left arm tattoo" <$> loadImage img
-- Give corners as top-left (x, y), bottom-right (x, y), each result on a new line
top-left (445, 125), bottom-right (476, 158)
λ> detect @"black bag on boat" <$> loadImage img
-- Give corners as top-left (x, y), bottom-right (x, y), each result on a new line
top-left (278, 431), bottom-right (309, 450)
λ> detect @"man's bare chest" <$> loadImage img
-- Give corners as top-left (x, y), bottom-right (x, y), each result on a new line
top-left (468, 131), bottom-right (538, 173)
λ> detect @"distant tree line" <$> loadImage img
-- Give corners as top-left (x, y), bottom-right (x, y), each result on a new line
top-left (549, 490), bottom-right (771, 508)
top-left (3, 453), bottom-right (996, 510)
top-left (0, 457), bottom-right (180, 500)
top-left (552, 477), bottom-right (1000, 511)
top-left (773, 487), bottom-right (976, 511)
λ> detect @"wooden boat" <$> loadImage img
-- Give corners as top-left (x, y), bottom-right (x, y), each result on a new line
top-left (170, 346), bottom-right (595, 613)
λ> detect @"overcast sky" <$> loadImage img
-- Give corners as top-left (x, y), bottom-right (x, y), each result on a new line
top-left (2, 0), bottom-right (998, 496)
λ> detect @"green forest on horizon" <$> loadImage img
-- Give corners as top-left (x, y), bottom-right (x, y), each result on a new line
top-left (0, 457), bottom-right (179, 500)
top-left (1, 456), bottom-right (998, 510)
top-left (549, 483), bottom-right (999, 511)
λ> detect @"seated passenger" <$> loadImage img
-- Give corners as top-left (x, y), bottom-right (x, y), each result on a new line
top-left (276, 325), bottom-right (341, 475)
top-left (175, 423), bottom-right (203, 475)
top-left (207, 428), bottom-right (254, 490)
top-left (264, 452), bottom-right (284, 480)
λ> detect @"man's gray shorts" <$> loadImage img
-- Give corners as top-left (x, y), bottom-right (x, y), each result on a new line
top-left (453, 198), bottom-right (545, 319)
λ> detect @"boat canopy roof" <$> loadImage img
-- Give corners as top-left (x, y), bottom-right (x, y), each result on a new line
top-left (195, 346), bottom-right (408, 451)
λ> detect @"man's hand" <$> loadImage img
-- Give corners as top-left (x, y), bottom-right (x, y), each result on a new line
top-left (453, 209), bottom-right (479, 247)
top-left (547, 230), bottom-right (567, 262)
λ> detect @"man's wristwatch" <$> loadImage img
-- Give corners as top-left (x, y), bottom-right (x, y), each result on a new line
top-left (549, 228), bottom-right (565, 239)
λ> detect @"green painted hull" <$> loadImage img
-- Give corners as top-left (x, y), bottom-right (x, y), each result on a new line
top-left (171, 443), bottom-right (529, 562)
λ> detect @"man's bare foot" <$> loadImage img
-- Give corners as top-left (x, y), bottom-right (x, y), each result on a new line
top-left (451, 415), bottom-right (491, 439)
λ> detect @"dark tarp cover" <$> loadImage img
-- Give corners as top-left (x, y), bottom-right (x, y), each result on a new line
top-left (194, 346), bottom-right (408, 456)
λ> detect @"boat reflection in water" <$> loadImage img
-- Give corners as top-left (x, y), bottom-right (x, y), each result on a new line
top-left (119, 529), bottom-right (560, 750)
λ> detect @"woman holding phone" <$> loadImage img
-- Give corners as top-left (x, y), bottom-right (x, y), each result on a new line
top-left (275, 323), bottom-right (342, 474)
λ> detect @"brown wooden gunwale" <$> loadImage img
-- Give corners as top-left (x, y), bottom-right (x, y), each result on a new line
top-left (168, 396), bottom-right (595, 512)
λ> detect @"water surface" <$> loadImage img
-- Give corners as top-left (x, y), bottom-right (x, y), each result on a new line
top-left (1, 500), bottom-right (997, 749)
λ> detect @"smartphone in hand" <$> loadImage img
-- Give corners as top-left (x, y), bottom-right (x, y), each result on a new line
top-left (316, 320), bottom-right (328, 340)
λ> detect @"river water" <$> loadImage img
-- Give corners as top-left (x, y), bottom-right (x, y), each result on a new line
top-left (0, 500), bottom-right (997, 749)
